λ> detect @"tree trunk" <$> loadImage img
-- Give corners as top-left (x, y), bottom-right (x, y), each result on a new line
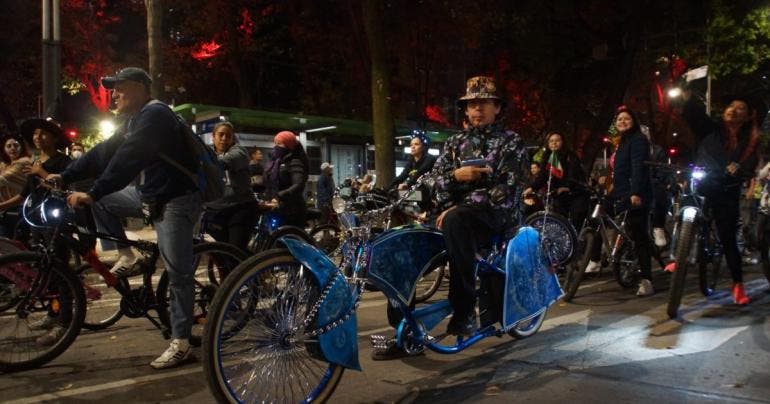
top-left (145, 0), bottom-right (163, 99)
top-left (362, 0), bottom-right (394, 188)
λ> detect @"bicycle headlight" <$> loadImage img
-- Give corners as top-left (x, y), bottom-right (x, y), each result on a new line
top-left (691, 169), bottom-right (706, 180)
top-left (41, 197), bottom-right (68, 225)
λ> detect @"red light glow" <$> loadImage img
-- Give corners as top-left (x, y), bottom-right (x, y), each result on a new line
top-left (424, 105), bottom-right (451, 127)
top-left (191, 40), bottom-right (223, 60)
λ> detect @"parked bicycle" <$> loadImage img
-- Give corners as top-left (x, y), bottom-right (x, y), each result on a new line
top-left (201, 184), bottom-right (562, 403)
top-left (0, 185), bottom-right (246, 372)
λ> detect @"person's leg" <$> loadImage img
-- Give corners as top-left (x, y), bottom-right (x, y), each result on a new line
top-left (442, 205), bottom-right (495, 334)
top-left (90, 186), bottom-right (143, 251)
top-left (626, 207), bottom-right (653, 296)
top-left (151, 192), bottom-right (201, 369)
top-left (227, 202), bottom-right (259, 253)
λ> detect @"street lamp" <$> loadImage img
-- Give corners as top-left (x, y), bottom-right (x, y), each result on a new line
top-left (667, 87), bottom-right (682, 98)
top-left (99, 119), bottom-right (116, 138)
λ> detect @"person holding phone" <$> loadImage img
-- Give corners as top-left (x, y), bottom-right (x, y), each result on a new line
top-left (433, 76), bottom-right (529, 336)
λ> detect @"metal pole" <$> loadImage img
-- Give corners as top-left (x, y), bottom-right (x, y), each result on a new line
top-left (706, 69), bottom-right (712, 115)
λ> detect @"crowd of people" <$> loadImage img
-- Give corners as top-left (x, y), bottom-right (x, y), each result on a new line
top-left (1, 68), bottom-right (767, 368)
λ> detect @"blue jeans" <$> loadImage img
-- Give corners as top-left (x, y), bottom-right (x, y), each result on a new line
top-left (90, 186), bottom-right (143, 251)
top-left (92, 187), bottom-right (202, 339)
top-left (155, 192), bottom-right (201, 339)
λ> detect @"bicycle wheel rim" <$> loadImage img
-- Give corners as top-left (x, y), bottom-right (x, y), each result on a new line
top-left (0, 252), bottom-right (85, 372)
top-left (207, 251), bottom-right (343, 403)
top-left (78, 264), bottom-right (123, 330)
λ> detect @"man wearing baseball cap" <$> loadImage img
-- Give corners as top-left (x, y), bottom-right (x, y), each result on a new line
top-left (51, 67), bottom-right (201, 369)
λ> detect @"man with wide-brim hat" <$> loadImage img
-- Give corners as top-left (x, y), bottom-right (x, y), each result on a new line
top-left (372, 76), bottom-right (532, 360)
top-left (19, 117), bottom-right (71, 151)
top-left (48, 66), bottom-right (201, 369)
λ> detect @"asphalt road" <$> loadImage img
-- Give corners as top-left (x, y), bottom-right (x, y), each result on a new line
top-left (2, 263), bottom-right (770, 404)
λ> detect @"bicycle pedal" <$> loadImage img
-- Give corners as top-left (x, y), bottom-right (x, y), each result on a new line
top-left (370, 334), bottom-right (392, 350)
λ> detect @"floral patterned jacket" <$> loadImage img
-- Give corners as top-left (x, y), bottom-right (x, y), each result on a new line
top-left (433, 121), bottom-right (530, 224)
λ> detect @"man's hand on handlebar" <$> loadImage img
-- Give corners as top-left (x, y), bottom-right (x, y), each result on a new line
top-left (67, 192), bottom-right (93, 208)
top-left (453, 166), bottom-right (492, 183)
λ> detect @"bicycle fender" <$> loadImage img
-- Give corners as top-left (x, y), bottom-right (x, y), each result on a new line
top-left (502, 226), bottom-right (562, 330)
top-left (279, 237), bottom-right (361, 371)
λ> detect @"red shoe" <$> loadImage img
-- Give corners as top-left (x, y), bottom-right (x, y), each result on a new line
top-left (663, 261), bottom-right (677, 273)
top-left (732, 283), bottom-right (750, 305)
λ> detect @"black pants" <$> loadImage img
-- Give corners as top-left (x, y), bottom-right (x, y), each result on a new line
top-left (625, 207), bottom-right (652, 281)
top-left (554, 191), bottom-right (590, 231)
top-left (206, 201), bottom-right (260, 253)
top-left (651, 187), bottom-right (670, 228)
top-left (708, 193), bottom-right (743, 283)
top-left (757, 213), bottom-right (770, 264)
top-left (443, 205), bottom-right (498, 318)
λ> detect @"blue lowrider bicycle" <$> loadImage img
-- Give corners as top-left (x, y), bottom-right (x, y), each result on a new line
top-left (201, 187), bottom-right (563, 403)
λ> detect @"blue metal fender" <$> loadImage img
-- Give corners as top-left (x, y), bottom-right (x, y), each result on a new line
top-left (280, 238), bottom-right (361, 371)
top-left (502, 226), bottom-right (563, 330)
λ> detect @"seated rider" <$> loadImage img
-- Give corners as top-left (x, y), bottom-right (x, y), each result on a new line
top-left (434, 76), bottom-right (529, 336)
top-left (390, 133), bottom-right (437, 212)
top-left (525, 131), bottom-right (589, 231)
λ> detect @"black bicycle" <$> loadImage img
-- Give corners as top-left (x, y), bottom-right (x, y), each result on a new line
top-left (664, 164), bottom-right (724, 319)
top-left (0, 186), bottom-right (245, 372)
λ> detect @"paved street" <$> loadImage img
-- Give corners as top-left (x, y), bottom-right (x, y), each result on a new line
top-left (2, 259), bottom-right (770, 403)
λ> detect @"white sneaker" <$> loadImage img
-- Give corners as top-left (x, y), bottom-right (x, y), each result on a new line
top-left (36, 325), bottom-right (66, 346)
top-left (29, 315), bottom-right (57, 330)
top-left (636, 279), bottom-right (654, 296)
top-left (653, 228), bottom-right (667, 247)
top-left (585, 260), bottom-right (601, 273)
top-left (150, 339), bottom-right (192, 369)
top-left (109, 252), bottom-right (139, 278)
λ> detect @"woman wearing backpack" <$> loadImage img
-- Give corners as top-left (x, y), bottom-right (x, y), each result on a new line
top-left (264, 130), bottom-right (309, 228)
top-left (203, 122), bottom-right (258, 253)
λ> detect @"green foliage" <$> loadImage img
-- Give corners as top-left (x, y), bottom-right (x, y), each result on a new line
top-left (706, 2), bottom-right (770, 77)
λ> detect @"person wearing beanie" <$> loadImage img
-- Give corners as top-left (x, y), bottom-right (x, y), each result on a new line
top-left (264, 130), bottom-right (309, 227)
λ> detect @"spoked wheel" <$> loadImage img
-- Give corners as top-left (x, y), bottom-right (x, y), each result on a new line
top-left (668, 219), bottom-right (695, 319)
top-left (524, 211), bottom-right (577, 267)
top-left (612, 241), bottom-right (639, 289)
top-left (77, 264), bottom-right (124, 331)
top-left (507, 309), bottom-right (547, 339)
top-left (203, 249), bottom-right (345, 403)
top-left (309, 224), bottom-right (342, 255)
top-left (698, 234), bottom-right (722, 297)
top-left (157, 242), bottom-right (247, 347)
top-left (413, 253), bottom-right (447, 304)
top-left (563, 229), bottom-right (596, 302)
top-left (0, 252), bottom-right (86, 372)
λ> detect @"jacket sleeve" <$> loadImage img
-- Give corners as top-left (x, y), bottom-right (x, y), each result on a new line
top-left (88, 105), bottom-right (175, 201)
top-left (217, 145), bottom-right (248, 172)
top-left (682, 97), bottom-right (716, 144)
top-left (277, 157), bottom-right (307, 200)
top-left (61, 134), bottom-right (124, 185)
top-left (630, 136), bottom-right (650, 197)
top-left (407, 154), bottom-right (437, 186)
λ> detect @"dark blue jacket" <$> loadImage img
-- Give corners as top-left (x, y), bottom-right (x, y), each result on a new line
top-left (683, 98), bottom-right (758, 192)
top-left (61, 101), bottom-right (197, 203)
top-left (611, 130), bottom-right (652, 208)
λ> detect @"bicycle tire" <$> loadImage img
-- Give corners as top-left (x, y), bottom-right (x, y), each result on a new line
top-left (563, 229), bottom-right (596, 302)
top-left (77, 264), bottom-right (124, 331)
top-left (413, 252), bottom-right (447, 304)
top-left (0, 252), bottom-right (86, 372)
top-left (612, 241), bottom-right (639, 289)
top-left (507, 309), bottom-right (547, 339)
top-left (309, 223), bottom-right (342, 254)
top-left (250, 226), bottom-right (315, 254)
top-left (697, 232), bottom-right (722, 297)
top-left (668, 219), bottom-right (695, 319)
top-left (203, 248), bottom-right (345, 403)
top-left (156, 241), bottom-right (247, 347)
top-left (524, 211), bottom-right (577, 267)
